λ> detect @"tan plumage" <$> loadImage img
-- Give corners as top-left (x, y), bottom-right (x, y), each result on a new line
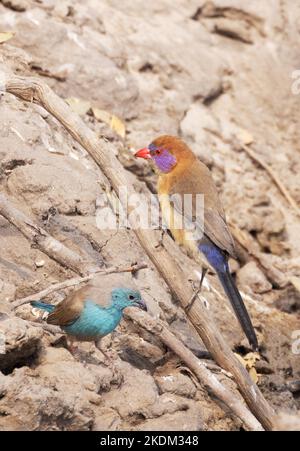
top-left (154, 136), bottom-right (236, 258)
top-left (135, 135), bottom-right (258, 349)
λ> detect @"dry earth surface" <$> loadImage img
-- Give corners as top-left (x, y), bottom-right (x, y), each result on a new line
top-left (0, 0), bottom-right (299, 431)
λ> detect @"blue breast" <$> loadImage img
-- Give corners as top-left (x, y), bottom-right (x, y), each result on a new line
top-left (63, 300), bottom-right (122, 340)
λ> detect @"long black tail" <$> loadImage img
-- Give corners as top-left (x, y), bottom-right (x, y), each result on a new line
top-left (217, 268), bottom-right (258, 350)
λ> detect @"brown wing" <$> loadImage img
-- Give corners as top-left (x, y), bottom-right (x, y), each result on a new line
top-left (47, 283), bottom-right (114, 326)
top-left (168, 160), bottom-right (237, 258)
top-left (203, 208), bottom-right (236, 258)
top-left (47, 285), bottom-right (87, 326)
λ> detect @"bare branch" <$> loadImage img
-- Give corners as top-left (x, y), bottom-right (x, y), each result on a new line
top-left (0, 193), bottom-right (97, 276)
top-left (13, 262), bottom-right (147, 309)
top-left (241, 144), bottom-right (300, 217)
top-left (28, 320), bottom-right (62, 336)
top-left (229, 221), bottom-right (287, 288)
top-left (126, 309), bottom-right (264, 431)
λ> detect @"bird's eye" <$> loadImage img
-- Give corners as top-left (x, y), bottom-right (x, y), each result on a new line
top-left (155, 149), bottom-right (161, 155)
top-left (129, 295), bottom-right (135, 301)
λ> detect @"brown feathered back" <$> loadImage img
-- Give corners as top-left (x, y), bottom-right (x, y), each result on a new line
top-left (154, 135), bottom-right (237, 258)
top-left (47, 272), bottom-right (138, 327)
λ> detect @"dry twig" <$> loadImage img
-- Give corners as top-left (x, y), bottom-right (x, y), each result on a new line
top-left (241, 144), bottom-right (300, 217)
top-left (0, 193), bottom-right (97, 276)
top-left (12, 262), bottom-right (147, 309)
top-left (229, 221), bottom-right (287, 288)
top-left (29, 320), bottom-right (62, 336)
top-left (126, 309), bottom-right (264, 431)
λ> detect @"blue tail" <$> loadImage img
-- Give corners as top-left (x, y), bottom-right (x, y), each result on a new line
top-left (199, 239), bottom-right (258, 350)
top-left (30, 301), bottom-right (55, 313)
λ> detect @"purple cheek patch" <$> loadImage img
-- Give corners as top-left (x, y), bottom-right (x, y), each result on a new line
top-left (154, 151), bottom-right (177, 173)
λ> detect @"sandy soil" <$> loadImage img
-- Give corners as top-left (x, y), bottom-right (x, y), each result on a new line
top-left (0, 0), bottom-right (299, 431)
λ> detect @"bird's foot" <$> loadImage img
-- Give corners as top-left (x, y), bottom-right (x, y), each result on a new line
top-left (100, 348), bottom-right (115, 366)
top-left (95, 339), bottom-right (117, 366)
top-left (155, 229), bottom-right (166, 249)
top-left (110, 360), bottom-right (123, 385)
top-left (184, 293), bottom-right (197, 313)
top-left (185, 267), bottom-right (208, 313)
top-left (67, 339), bottom-right (80, 356)
top-left (99, 348), bottom-right (123, 383)
top-left (94, 339), bottom-right (122, 381)
top-left (67, 343), bottom-right (90, 365)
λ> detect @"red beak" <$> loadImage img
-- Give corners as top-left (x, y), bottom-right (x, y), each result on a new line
top-left (134, 147), bottom-right (151, 159)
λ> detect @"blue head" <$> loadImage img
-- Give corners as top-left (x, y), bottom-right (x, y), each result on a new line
top-left (111, 287), bottom-right (147, 312)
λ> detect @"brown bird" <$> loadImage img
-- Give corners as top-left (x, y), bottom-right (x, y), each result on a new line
top-left (135, 135), bottom-right (258, 350)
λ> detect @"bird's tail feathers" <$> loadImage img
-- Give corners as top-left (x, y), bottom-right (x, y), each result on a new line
top-left (30, 301), bottom-right (55, 313)
top-left (217, 267), bottom-right (258, 350)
